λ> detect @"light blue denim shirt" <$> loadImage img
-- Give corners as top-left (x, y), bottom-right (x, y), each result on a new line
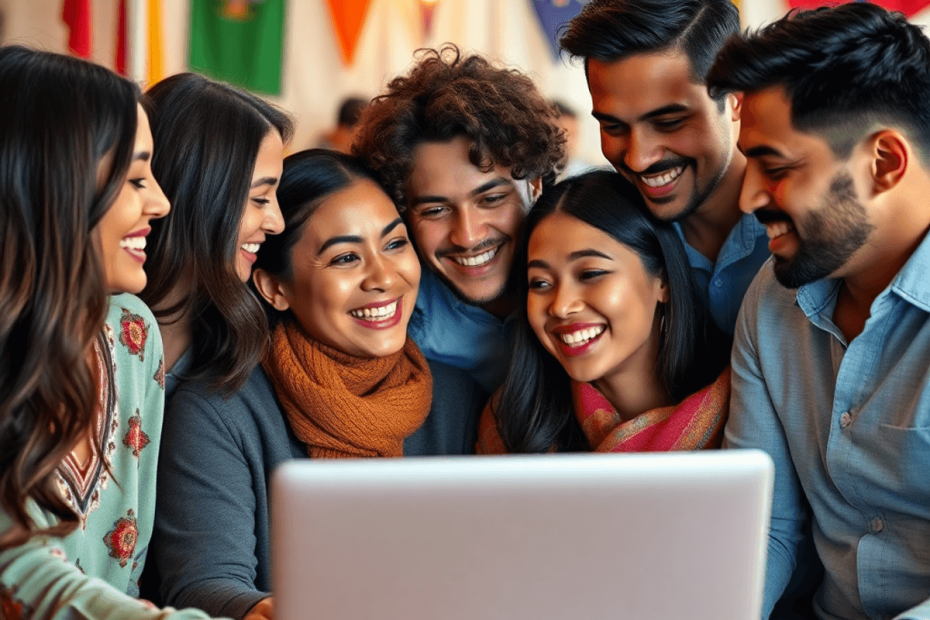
top-left (408, 268), bottom-right (511, 394)
top-left (674, 212), bottom-right (769, 335)
top-left (726, 234), bottom-right (930, 620)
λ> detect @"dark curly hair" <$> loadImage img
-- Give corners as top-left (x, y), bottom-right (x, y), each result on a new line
top-left (352, 44), bottom-right (565, 208)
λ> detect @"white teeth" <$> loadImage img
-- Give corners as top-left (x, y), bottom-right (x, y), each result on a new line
top-left (452, 247), bottom-right (498, 267)
top-left (640, 166), bottom-right (684, 188)
top-left (764, 222), bottom-right (795, 240)
top-left (559, 326), bottom-right (606, 346)
top-left (242, 243), bottom-right (260, 254)
top-left (119, 236), bottom-right (146, 251)
top-left (349, 300), bottom-right (399, 321)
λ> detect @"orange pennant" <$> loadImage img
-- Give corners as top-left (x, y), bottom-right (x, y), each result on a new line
top-left (325, 0), bottom-right (373, 66)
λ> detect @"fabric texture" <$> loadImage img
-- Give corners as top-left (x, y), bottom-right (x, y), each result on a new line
top-left (0, 294), bottom-right (213, 620)
top-left (674, 211), bottom-right (769, 335)
top-left (725, 238), bottom-right (930, 620)
top-left (407, 268), bottom-right (513, 393)
top-left (154, 360), bottom-right (483, 620)
top-left (262, 321), bottom-right (433, 458)
top-left (477, 368), bottom-right (728, 454)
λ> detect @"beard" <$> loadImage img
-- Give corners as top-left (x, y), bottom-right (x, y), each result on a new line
top-left (771, 171), bottom-right (874, 289)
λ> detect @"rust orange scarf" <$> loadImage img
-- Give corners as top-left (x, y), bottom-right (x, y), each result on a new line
top-left (262, 321), bottom-right (432, 459)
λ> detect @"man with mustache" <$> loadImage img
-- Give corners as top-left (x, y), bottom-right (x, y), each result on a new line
top-left (561, 0), bottom-right (769, 335)
top-left (708, 4), bottom-right (930, 619)
top-left (353, 44), bottom-right (564, 393)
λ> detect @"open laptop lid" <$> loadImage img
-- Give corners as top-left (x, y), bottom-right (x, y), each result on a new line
top-left (272, 450), bottom-right (773, 620)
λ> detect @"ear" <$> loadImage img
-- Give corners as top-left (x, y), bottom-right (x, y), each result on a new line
top-left (655, 278), bottom-right (670, 304)
top-left (729, 92), bottom-right (743, 122)
top-left (870, 129), bottom-right (908, 194)
top-left (528, 177), bottom-right (543, 202)
top-left (252, 268), bottom-right (292, 312)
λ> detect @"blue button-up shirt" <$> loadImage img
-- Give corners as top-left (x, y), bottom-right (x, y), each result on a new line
top-left (675, 212), bottom-right (769, 335)
top-left (726, 233), bottom-right (930, 620)
top-left (408, 268), bottom-right (511, 394)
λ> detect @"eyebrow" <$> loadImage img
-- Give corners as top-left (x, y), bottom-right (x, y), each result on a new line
top-left (527, 249), bottom-right (613, 270)
top-left (741, 144), bottom-right (786, 159)
top-left (132, 151), bottom-right (151, 162)
top-left (251, 176), bottom-right (278, 189)
top-left (317, 217), bottom-right (405, 255)
top-left (409, 177), bottom-right (514, 208)
top-left (592, 103), bottom-right (690, 125)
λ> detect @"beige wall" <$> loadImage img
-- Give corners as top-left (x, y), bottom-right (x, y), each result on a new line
top-left (3, 0), bottom-right (930, 165)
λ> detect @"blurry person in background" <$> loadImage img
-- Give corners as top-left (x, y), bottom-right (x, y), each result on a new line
top-left (315, 95), bottom-right (368, 154)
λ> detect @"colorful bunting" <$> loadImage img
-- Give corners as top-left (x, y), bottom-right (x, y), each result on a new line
top-left (62, 0), bottom-right (92, 58)
top-left (787, 0), bottom-right (930, 17)
top-left (189, 0), bottom-right (286, 95)
top-left (530, 0), bottom-right (589, 62)
top-left (325, 0), bottom-right (373, 66)
top-left (116, 0), bottom-right (127, 74)
top-left (420, 0), bottom-right (439, 42)
top-left (147, 0), bottom-right (165, 84)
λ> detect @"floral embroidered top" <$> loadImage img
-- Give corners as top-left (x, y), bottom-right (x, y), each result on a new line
top-left (0, 294), bottom-right (214, 620)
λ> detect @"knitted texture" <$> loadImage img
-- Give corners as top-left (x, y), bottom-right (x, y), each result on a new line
top-left (262, 321), bottom-right (433, 458)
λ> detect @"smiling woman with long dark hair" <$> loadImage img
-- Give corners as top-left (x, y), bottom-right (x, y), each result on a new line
top-left (478, 170), bottom-right (731, 454)
top-left (0, 46), bottom-right (214, 619)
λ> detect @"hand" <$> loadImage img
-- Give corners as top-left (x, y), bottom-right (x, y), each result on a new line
top-left (242, 596), bottom-right (274, 620)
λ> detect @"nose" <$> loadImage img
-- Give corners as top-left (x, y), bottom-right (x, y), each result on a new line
top-left (547, 281), bottom-right (583, 318)
top-left (623, 127), bottom-right (664, 174)
top-left (262, 196), bottom-right (286, 235)
top-left (145, 177), bottom-right (171, 220)
top-left (449, 207), bottom-right (485, 250)
top-left (738, 163), bottom-right (771, 215)
top-left (361, 253), bottom-right (397, 292)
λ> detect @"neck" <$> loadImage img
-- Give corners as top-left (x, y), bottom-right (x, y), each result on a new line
top-left (151, 285), bottom-right (193, 372)
top-left (481, 291), bottom-right (516, 319)
top-left (590, 325), bottom-right (672, 422)
top-left (678, 150), bottom-right (746, 263)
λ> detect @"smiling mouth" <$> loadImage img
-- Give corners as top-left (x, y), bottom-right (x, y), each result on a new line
top-left (558, 325), bottom-right (606, 347)
top-left (448, 246), bottom-right (500, 268)
top-left (349, 300), bottom-right (399, 321)
top-left (764, 221), bottom-right (796, 240)
top-left (639, 166), bottom-right (684, 188)
top-left (241, 243), bottom-right (261, 254)
top-left (119, 236), bottom-right (147, 251)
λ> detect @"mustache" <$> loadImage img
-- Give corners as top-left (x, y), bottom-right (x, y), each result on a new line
top-left (754, 209), bottom-right (794, 226)
top-left (435, 236), bottom-right (509, 259)
top-left (618, 157), bottom-right (692, 176)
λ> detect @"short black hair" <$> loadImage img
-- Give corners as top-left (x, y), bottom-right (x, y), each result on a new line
top-left (560, 0), bottom-right (739, 91)
top-left (336, 96), bottom-right (367, 128)
top-left (707, 2), bottom-right (930, 161)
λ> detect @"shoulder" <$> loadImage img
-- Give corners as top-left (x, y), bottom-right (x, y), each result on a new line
top-left (168, 365), bottom-right (282, 433)
top-left (106, 294), bottom-right (163, 371)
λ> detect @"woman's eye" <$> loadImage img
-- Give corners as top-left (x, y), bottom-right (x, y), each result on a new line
top-left (580, 270), bottom-right (608, 281)
top-left (528, 278), bottom-right (550, 290)
top-left (252, 197), bottom-right (271, 206)
top-left (331, 253), bottom-right (359, 266)
top-left (385, 238), bottom-right (409, 251)
top-left (130, 179), bottom-right (146, 189)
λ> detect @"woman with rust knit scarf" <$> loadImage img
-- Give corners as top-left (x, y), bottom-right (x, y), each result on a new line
top-left (152, 149), bottom-right (483, 620)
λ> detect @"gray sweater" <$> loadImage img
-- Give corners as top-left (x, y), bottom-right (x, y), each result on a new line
top-left (152, 360), bottom-right (484, 619)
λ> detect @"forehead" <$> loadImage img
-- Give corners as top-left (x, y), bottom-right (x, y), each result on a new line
top-left (407, 135), bottom-right (516, 199)
top-left (302, 179), bottom-right (400, 248)
top-left (588, 51), bottom-right (711, 120)
top-left (529, 212), bottom-right (618, 259)
top-left (739, 86), bottom-right (834, 159)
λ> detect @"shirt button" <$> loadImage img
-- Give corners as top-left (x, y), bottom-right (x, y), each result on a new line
top-left (871, 517), bottom-right (884, 533)
top-left (713, 278), bottom-right (723, 287)
top-left (839, 412), bottom-right (852, 428)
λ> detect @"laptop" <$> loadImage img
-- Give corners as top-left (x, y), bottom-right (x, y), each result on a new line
top-left (272, 450), bottom-right (773, 620)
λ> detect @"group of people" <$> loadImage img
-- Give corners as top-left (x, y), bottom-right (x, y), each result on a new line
top-left (1, 0), bottom-right (929, 619)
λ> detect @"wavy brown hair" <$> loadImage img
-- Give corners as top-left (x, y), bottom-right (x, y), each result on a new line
top-left (352, 44), bottom-right (565, 208)
top-left (141, 73), bottom-right (293, 395)
top-left (0, 46), bottom-right (140, 549)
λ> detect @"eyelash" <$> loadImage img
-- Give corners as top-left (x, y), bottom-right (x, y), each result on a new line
top-left (130, 179), bottom-right (146, 189)
top-left (252, 197), bottom-right (271, 206)
top-left (580, 270), bottom-right (608, 281)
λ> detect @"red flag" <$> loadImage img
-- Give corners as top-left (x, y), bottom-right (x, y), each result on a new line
top-left (787, 0), bottom-right (930, 18)
top-left (62, 0), bottom-right (92, 58)
top-left (115, 0), bottom-right (127, 75)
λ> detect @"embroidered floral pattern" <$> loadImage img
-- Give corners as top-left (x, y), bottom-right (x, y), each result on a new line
top-left (0, 584), bottom-right (27, 620)
top-left (122, 411), bottom-right (150, 459)
top-left (154, 357), bottom-right (166, 390)
top-left (118, 308), bottom-right (147, 361)
top-left (103, 509), bottom-right (138, 568)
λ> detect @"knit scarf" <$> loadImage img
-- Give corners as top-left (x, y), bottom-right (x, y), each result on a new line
top-left (574, 366), bottom-right (730, 452)
top-left (262, 321), bottom-right (433, 459)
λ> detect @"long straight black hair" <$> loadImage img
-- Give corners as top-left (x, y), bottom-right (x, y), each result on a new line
top-left (0, 46), bottom-right (140, 548)
top-left (494, 170), bottom-right (730, 453)
top-left (141, 73), bottom-right (293, 394)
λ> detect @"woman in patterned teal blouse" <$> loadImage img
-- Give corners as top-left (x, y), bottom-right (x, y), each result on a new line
top-left (0, 46), bottom-right (219, 620)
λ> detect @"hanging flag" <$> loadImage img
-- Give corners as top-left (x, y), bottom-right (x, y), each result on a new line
top-left (787, 0), bottom-right (930, 17)
top-left (62, 0), bottom-right (92, 58)
top-left (148, 0), bottom-right (165, 84)
top-left (325, 0), bottom-right (372, 66)
top-left (115, 0), bottom-right (127, 75)
top-left (189, 0), bottom-right (286, 95)
top-left (531, 0), bottom-right (589, 62)
top-left (420, 0), bottom-right (439, 42)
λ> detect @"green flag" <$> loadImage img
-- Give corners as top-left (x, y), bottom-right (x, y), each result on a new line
top-left (189, 0), bottom-right (285, 95)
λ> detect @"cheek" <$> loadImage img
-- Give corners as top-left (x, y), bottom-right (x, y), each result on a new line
top-left (411, 220), bottom-right (444, 255)
top-left (526, 295), bottom-right (550, 342)
top-left (237, 207), bottom-right (263, 241)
